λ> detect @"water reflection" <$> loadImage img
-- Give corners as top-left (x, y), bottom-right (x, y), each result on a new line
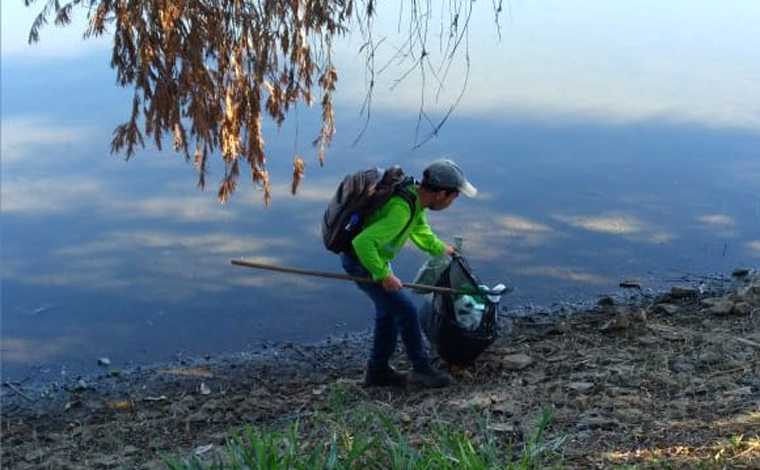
top-left (3, 1), bottom-right (760, 380)
top-left (3, 111), bottom-right (759, 379)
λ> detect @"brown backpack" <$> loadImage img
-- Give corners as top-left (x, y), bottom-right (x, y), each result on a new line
top-left (322, 166), bottom-right (416, 254)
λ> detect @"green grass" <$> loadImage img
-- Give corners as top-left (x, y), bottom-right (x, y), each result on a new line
top-left (154, 394), bottom-right (564, 470)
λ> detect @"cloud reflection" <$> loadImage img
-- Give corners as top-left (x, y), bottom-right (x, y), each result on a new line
top-left (698, 214), bottom-right (735, 227)
top-left (1, 336), bottom-right (83, 365)
top-left (553, 213), bottom-right (674, 244)
top-left (748, 241), bottom-right (760, 258)
top-left (136, 197), bottom-right (237, 222)
top-left (517, 266), bottom-right (608, 285)
top-left (1, 177), bottom-right (104, 214)
top-left (1, 230), bottom-right (317, 301)
top-left (1, 117), bottom-right (96, 163)
top-left (431, 210), bottom-right (557, 262)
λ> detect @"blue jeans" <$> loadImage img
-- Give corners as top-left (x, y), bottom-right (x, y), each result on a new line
top-left (341, 254), bottom-right (428, 369)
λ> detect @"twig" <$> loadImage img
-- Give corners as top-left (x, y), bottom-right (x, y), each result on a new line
top-left (3, 381), bottom-right (34, 402)
top-left (735, 337), bottom-right (760, 349)
top-left (705, 365), bottom-right (752, 378)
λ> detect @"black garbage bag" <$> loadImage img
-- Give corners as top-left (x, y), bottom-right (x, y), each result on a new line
top-left (420, 255), bottom-right (500, 365)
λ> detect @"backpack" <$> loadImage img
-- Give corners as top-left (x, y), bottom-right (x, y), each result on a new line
top-left (322, 166), bottom-right (416, 254)
top-left (420, 256), bottom-right (500, 365)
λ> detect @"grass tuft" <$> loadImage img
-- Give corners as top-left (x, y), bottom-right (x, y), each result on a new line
top-left (150, 404), bottom-right (563, 470)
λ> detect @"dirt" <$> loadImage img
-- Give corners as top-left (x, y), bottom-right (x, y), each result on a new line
top-left (2, 272), bottom-right (759, 470)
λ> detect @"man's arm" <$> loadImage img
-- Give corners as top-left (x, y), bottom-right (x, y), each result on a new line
top-left (351, 203), bottom-right (411, 281)
top-left (409, 212), bottom-right (447, 256)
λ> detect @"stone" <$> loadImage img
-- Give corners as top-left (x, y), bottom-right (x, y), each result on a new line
top-left (545, 322), bottom-right (568, 335)
top-left (601, 311), bottom-right (630, 331)
top-left (566, 382), bottom-right (595, 393)
top-left (698, 352), bottom-right (721, 365)
top-left (619, 280), bottom-right (642, 289)
top-left (732, 302), bottom-right (753, 315)
top-left (597, 296), bottom-right (615, 307)
top-left (671, 286), bottom-right (697, 299)
top-left (487, 423), bottom-right (518, 434)
top-left (631, 309), bottom-right (647, 322)
top-left (655, 303), bottom-right (679, 315)
top-left (502, 354), bottom-right (534, 370)
top-left (710, 300), bottom-right (735, 316)
top-left (737, 287), bottom-right (760, 306)
top-left (637, 335), bottom-right (659, 345)
top-left (732, 268), bottom-right (750, 277)
top-left (700, 297), bottom-right (721, 308)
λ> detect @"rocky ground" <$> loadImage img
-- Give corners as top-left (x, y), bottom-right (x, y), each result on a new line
top-left (2, 272), bottom-right (759, 470)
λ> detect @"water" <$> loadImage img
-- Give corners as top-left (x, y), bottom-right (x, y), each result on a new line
top-left (3, 3), bottom-right (760, 380)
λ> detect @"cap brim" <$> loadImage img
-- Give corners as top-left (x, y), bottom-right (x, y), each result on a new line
top-left (459, 180), bottom-right (478, 198)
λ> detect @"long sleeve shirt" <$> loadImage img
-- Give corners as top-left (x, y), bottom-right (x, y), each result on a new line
top-left (351, 185), bottom-right (446, 280)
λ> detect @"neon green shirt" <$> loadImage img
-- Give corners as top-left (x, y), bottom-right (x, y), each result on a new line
top-left (351, 185), bottom-right (446, 280)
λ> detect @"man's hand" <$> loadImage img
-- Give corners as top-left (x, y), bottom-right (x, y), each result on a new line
top-left (380, 274), bottom-right (403, 292)
top-left (444, 245), bottom-right (459, 257)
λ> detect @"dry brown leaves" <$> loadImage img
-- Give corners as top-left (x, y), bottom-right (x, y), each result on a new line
top-left (27, 0), bottom-right (364, 205)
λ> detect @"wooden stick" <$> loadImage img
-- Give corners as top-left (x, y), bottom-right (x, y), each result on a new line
top-left (230, 258), bottom-right (465, 295)
top-left (3, 381), bottom-right (33, 402)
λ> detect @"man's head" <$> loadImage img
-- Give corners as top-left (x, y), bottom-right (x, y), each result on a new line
top-left (419, 159), bottom-right (477, 210)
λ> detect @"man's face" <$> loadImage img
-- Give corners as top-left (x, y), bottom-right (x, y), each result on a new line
top-left (429, 190), bottom-right (459, 211)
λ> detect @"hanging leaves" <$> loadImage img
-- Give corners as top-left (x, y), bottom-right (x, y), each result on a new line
top-left (26, 0), bottom-right (499, 204)
top-left (27, 0), bottom-right (359, 205)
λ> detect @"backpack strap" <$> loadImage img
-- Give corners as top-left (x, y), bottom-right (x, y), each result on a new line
top-left (393, 176), bottom-right (418, 239)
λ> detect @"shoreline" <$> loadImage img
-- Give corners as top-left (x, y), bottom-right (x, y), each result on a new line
top-left (2, 269), bottom-right (751, 417)
top-left (3, 269), bottom-right (758, 469)
top-left (3, 269), bottom-right (752, 417)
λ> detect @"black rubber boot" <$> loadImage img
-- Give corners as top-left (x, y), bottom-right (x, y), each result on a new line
top-left (410, 363), bottom-right (453, 388)
top-left (363, 364), bottom-right (408, 387)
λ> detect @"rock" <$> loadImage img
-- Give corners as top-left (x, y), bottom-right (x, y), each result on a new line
top-left (698, 352), bottom-right (721, 365)
top-left (453, 393), bottom-right (503, 410)
top-left (122, 445), bottom-right (139, 456)
top-left (545, 322), bottom-right (567, 335)
top-left (732, 302), bottom-right (753, 315)
top-left (670, 359), bottom-right (695, 373)
top-left (73, 378), bottom-right (88, 391)
top-left (597, 296), bottom-right (615, 307)
top-left (97, 357), bottom-right (111, 367)
top-left (710, 300), bottom-right (735, 316)
top-left (724, 386), bottom-right (752, 397)
top-left (193, 444), bottom-right (214, 456)
top-left (601, 311), bottom-right (630, 331)
top-left (502, 354), bottom-right (534, 370)
top-left (631, 309), bottom-right (647, 322)
top-left (700, 297), bottom-right (721, 308)
top-left (732, 268), bottom-right (750, 277)
top-left (737, 287), bottom-right (760, 306)
top-left (619, 280), bottom-right (642, 289)
top-left (577, 414), bottom-right (619, 430)
top-left (637, 335), bottom-right (659, 345)
top-left (487, 423), bottom-right (518, 434)
top-left (655, 303), bottom-right (679, 315)
top-left (566, 382), bottom-right (595, 393)
top-left (491, 401), bottom-right (517, 416)
top-left (671, 286), bottom-right (697, 299)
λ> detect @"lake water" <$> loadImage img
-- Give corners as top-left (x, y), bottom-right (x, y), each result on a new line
top-left (2, 2), bottom-right (760, 380)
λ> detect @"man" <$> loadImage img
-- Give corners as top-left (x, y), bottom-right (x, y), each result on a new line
top-left (341, 159), bottom-right (478, 388)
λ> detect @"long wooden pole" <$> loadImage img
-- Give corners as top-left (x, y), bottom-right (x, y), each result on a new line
top-left (230, 258), bottom-right (463, 295)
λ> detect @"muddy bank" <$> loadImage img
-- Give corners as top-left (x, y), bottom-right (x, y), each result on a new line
top-left (2, 271), bottom-right (759, 469)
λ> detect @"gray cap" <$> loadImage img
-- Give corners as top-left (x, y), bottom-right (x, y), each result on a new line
top-left (422, 159), bottom-right (478, 198)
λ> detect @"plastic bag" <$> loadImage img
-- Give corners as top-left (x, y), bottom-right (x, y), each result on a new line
top-left (453, 294), bottom-right (486, 331)
top-left (412, 237), bottom-right (462, 294)
top-left (419, 255), bottom-right (503, 365)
